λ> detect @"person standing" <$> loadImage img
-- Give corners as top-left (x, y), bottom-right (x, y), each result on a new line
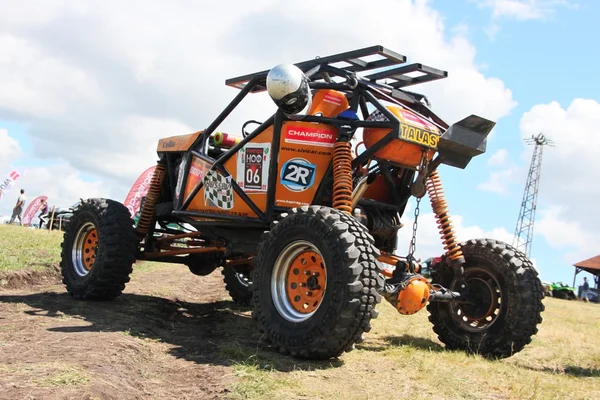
top-left (9, 189), bottom-right (27, 225)
top-left (582, 277), bottom-right (590, 302)
top-left (38, 198), bottom-right (49, 229)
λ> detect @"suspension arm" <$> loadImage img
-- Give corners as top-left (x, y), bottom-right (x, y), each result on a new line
top-left (428, 288), bottom-right (477, 304)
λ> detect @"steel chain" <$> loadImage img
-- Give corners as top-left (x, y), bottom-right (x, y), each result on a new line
top-left (407, 150), bottom-right (428, 263)
top-left (407, 196), bottom-right (421, 263)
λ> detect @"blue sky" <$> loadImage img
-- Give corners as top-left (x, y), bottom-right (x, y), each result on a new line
top-left (0, 0), bottom-right (596, 288)
top-left (397, 0), bottom-right (598, 287)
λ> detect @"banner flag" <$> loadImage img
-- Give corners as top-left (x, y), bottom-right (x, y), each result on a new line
top-left (0, 167), bottom-right (24, 201)
top-left (22, 195), bottom-right (48, 226)
top-left (123, 166), bottom-right (156, 218)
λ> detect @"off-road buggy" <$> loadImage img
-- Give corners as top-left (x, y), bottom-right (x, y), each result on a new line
top-left (59, 45), bottom-right (544, 360)
top-left (548, 282), bottom-right (577, 300)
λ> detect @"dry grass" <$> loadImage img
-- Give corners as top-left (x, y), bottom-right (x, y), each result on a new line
top-left (227, 297), bottom-right (600, 400)
top-left (0, 224), bottom-right (158, 275)
top-left (1, 223), bottom-right (598, 399)
top-left (0, 225), bottom-right (63, 272)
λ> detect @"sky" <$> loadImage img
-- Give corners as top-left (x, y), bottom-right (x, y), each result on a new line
top-left (0, 0), bottom-right (597, 287)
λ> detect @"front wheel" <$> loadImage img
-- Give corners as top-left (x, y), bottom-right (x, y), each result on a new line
top-left (60, 198), bottom-right (138, 300)
top-left (252, 206), bottom-right (384, 360)
top-left (427, 239), bottom-right (545, 359)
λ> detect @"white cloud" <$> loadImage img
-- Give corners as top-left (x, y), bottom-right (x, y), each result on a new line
top-left (478, 148), bottom-right (524, 194)
top-left (487, 148), bottom-right (509, 166)
top-left (0, 0), bottom-right (517, 220)
top-left (0, 163), bottom-right (110, 217)
top-left (477, 166), bottom-right (527, 194)
top-left (0, 128), bottom-right (21, 174)
top-left (518, 98), bottom-right (600, 264)
top-left (473, 0), bottom-right (577, 39)
top-left (473, 0), bottom-right (575, 20)
top-left (396, 201), bottom-right (515, 261)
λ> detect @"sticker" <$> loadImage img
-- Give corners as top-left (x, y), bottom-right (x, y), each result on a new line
top-left (399, 123), bottom-right (439, 149)
top-left (280, 158), bottom-right (317, 192)
top-left (324, 93), bottom-right (342, 106)
top-left (203, 170), bottom-right (234, 210)
top-left (284, 124), bottom-right (337, 148)
top-left (184, 157), bottom-right (212, 197)
top-left (236, 143), bottom-right (270, 193)
top-left (367, 108), bottom-right (439, 149)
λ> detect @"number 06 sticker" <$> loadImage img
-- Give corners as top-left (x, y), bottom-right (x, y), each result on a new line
top-left (236, 143), bottom-right (271, 193)
top-left (280, 158), bottom-right (317, 192)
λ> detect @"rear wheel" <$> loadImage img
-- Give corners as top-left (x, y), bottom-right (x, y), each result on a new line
top-left (428, 239), bottom-right (544, 359)
top-left (60, 198), bottom-right (138, 300)
top-left (252, 206), bottom-right (384, 360)
top-left (222, 263), bottom-right (253, 305)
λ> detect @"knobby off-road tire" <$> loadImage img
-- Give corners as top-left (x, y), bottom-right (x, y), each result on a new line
top-left (222, 264), bottom-right (253, 306)
top-left (60, 198), bottom-right (138, 300)
top-left (252, 205), bottom-right (385, 360)
top-left (427, 238), bottom-right (545, 359)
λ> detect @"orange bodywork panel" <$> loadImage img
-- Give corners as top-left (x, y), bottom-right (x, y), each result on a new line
top-left (157, 131), bottom-right (204, 152)
top-left (276, 121), bottom-right (338, 208)
top-left (181, 89), bottom-right (351, 218)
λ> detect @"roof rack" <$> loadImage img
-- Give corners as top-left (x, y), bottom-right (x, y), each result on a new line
top-left (225, 45), bottom-right (448, 93)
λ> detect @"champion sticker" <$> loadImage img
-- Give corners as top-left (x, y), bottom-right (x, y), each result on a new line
top-left (284, 125), bottom-right (337, 148)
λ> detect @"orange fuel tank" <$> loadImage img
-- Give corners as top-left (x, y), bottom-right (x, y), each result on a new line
top-left (363, 105), bottom-right (440, 168)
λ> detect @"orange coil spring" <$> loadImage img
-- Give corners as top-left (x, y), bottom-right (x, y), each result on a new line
top-left (136, 163), bottom-right (166, 237)
top-left (425, 170), bottom-right (465, 263)
top-left (332, 141), bottom-right (353, 214)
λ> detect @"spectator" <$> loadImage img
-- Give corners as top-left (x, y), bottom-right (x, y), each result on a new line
top-left (38, 199), bottom-right (49, 229)
top-left (9, 189), bottom-right (26, 225)
top-left (582, 277), bottom-right (590, 302)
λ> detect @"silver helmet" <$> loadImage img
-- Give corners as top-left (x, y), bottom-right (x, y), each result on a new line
top-left (266, 63), bottom-right (312, 117)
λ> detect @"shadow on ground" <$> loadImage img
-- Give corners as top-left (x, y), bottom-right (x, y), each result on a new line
top-left (518, 364), bottom-right (600, 378)
top-left (0, 292), bottom-right (343, 372)
top-left (357, 334), bottom-right (444, 353)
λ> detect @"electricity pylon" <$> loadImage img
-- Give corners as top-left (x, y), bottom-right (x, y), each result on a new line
top-left (512, 133), bottom-right (554, 258)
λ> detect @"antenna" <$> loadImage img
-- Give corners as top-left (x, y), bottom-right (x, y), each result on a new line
top-left (513, 133), bottom-right (554, 258)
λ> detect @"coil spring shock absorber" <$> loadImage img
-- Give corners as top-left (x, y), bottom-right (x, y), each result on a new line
top-left (425, 169), bottom-right (465, 265)
top-left (136, 162), bottom-right (167, 238)
top-left (332, 141), bottom-right (353, 215)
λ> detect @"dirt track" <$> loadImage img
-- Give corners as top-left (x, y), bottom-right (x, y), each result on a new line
top-left (0, 263), bottom-right (265, 399)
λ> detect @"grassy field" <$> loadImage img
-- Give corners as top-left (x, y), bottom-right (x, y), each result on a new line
top-left (0, 223), bottom-right (599, 399)
top-left (0, 224), bottom-right (63, 272)
top-left (222, 295), bottom-right (600, 400)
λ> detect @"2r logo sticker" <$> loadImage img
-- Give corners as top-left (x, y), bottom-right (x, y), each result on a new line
top-left (280, 158), bottom-right (317, 192)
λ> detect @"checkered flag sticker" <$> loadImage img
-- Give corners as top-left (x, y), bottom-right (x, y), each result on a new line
top-left (204, 169), bottom-right (234, 210)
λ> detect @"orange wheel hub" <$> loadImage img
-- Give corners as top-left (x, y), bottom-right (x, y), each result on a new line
top-left (81, 228), bottom-right (98, 271)
top-left (285, 250), bottom-right (327, 314)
